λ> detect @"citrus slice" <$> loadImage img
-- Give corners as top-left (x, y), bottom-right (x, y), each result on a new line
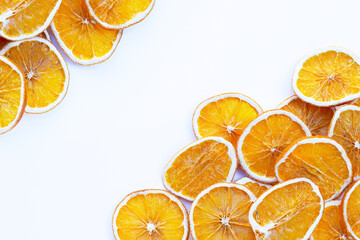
top-left (0, 37), bottom-right (69, 113)
top-left (278, 95), bottom-right (334, 136)
top-left (162, 137), bottom-right (237, 201)
top-left (51, 0), bottom-right (123, 65)
top-left (249, 178), bottom-right (324, 240)
top-left (237, 110), bottom-right (311, 183)
top-left (311, 200), bottom-right (353, 240)
top-left (0, 29), bottom-right (50, 50)
top-left (85, 0), bottom-right (155, 29)
top-left (342, 179), bottom-right (360, 240)
top-left (193, 93), bottom-right (262, 148)
top-left (0, 0), bottom-right (61, 40)
top-left (328, 105), bottom-right (360, 180)
top-left (293, 47), bottom-right (360, 107)
top-left (236, 177), bottom-right (271, 198)
top-left (0, 56), bottom-right (26, 134)
top-left (352, 98), bottom-right (360, 107)
top-left (189, 182), bottom-right (256, 240)
top-left (112, 189), bottom-right (189, 240)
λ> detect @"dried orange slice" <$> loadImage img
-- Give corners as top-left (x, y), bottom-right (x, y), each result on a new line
top-left (193, 93), bottom-right (262, 148)
top-left (0, 37), bottom-right (69, 113)
top-left (278, 95), bottom-right (334, 136)
top-left (352, 98), bottom-right (360, 107)
top-left (85, 0), bottom-right (155, 29)
top-left (311, 200), bottom-right (353, 240)
top-left (342, 179), bottom-right (360, 240)
top-left (249, 178), bottom-right (324, 240)
top-left (329, 105), bottom-right (360, 180)
top-left (0, 56), bottom-right (26, 134)
top-left (189, 182), bottom-right (256, 240)
top-left (51, 0), bottom-right (123, 65)
top-left (236, 177), bottom-right (271, 198)
top-left (162, 137), bottom-right (237, 201)
top-left (237, 110), bottom-right (311, 183)
top-left (112, 189), bottom-right (189, 240)
top-left (0, 0), bottom-right (61, 40)
top-left (293, 47), bottom-right (360, 107)
top-left (0, 29), bottom-right (50, 50)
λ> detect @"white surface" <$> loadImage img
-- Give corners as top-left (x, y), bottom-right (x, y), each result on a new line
top-left (1, 0), bottom-right (360, 239)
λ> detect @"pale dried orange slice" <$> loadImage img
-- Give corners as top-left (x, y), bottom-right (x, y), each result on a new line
top-left (51, 0), bottom-right (123, 65)
top-left (293, 47), bottom-right (360, 107)
top-left (342, 179), bottom-right (360, 240)
top-left (249, 178), bottom-right (324, 240)
top-left (85, 0), bottom-right (155, 29)
top-left (193, 93), bottom-right (262, 148)
top-left (237, 110), bottom-right (311, 183)
top-left (278, 95), bottom-right (334, 136)
top-left (189, 182), bottom-right (256, 240)
top-left (162, 137), bottom-right (237, 201)
top-left (311, 200), bottom-right (353, 240)
top-left (112, 189), bottom-right (189, 240)
top-left (329, 105), bottom-right (360, 180)
top-left (0, 56), bottom-right (26, 134)
top-left (236, 177), bottom-right (271, 198)
top-left (0, 29), bottom-right (50, 49)
top-left (0, 0), bottom-right (61, 40)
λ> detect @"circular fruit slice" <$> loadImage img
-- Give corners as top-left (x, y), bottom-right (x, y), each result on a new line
top-left (51, 0), bottom-right (123, 65)
top-left (293, 47), bottom-right (360, 107)
top-left (236, 177), bottom-right (271, 198)
top-left (329, 105), bottom-right (360, 180)
top-left (0, 29), bottom-right (50, 50)
top-left (189, 183), bottom-right (256, 240)
top-left (342, 179), bottom-right (360, 240)
top-left (237, 110), bottom-right (311, 183)
top-left (162, 137), bottom-right (237, 201)
top-left (276, 136), bottom-right (352, 201)
top-left (352, 98), bottom-right (360, 107)
top-left (311, 200), bottom-right (353, 240)
top-left (0, 37), bottom-right (69, 114)
top-left (85, 0), bottom-right (155, 29)
top-left (249, 178), bottom-right (324, 240)
top-left (0, 0), bottom-right (61, 41)
top-left (112, 189), bottom-right (189, 240)
top-left (0, 56), bottom-right (26, 134)
top-left (278, 95), bottom-right (334, 136)
top-left (193, 93), bottom-right (262, 148)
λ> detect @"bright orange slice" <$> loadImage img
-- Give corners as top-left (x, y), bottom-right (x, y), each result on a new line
top-left (162, 137), bottom-right (237, 201)
top-left (0, 0), bottom-right (61, 40)
top-left (249, 178), bottom-right (324, 240)
top-left (0, 37), bottom-right (69, 113)
top-left (189, 182), bottom-right (256, 240)
top-left (329, 105), bottom-right (360, 180)
top-left (0, 29), bottom-right (50, 50)
top-left (0, 56), bottom-right (26, 134)
top-left (85, 0), bottom-right (155, 29)
top-left (237, 110), bottom-right (311, 183)
top-left (51, 0), bottom-right (123, 65)
top-left (342, 179), bottom-right (360, 240)
top-left (278, 95), bottom-right (334, 136)
top-left (236, 177), bottom-right (271, 198)
top-left (193, 93), bottom-right (262, 148)
top-left (293, 47), bottom-right (360, 107)
top-left (311, 200), bottom-right (353, 240)
top-left (112, 189), bottom-right (189, 240)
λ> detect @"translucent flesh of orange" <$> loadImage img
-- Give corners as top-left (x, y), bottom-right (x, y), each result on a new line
top-left (331, 109), bottom-right (360, 179)
top-left (297, 51), bottom-right (360, 102)
top-left (346, 182), bottom-right (360, 239)
top-left (0, 31), bottom-right (48, 49)
top-left (241, 114), bottom-right (308, 179)
top-left (252, 181), bottom-right (322, 240)
top-left (164, 140), bottom-right (233, 200)
top-left (192, 186), bottom-right (255, 240)
top-left (3, 40), bottom-right (66, 109)
top-left (0, 0), bottom-right (59, 39)
top-left (53, 0), bottom-right (121, 61)
top-left (197, 97), bottom-right (260, 147)
top-left (88, 0), bottom-right (152, 27)
top-left (116, 193), bottom-right (186, 240)
top-left (239, 181), bottom-right (269, 198)
top-left (280, 97), bottom-right (333, 135)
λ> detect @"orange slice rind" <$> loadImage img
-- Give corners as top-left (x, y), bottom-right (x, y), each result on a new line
top-left (236, 177), bottom-right (271, 198)
top-left (342, 179), bottom-right (360, 240)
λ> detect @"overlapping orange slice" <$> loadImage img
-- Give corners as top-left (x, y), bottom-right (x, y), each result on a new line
top-left (342, 179), bottom-right (360, 240)
top-left (236, 177), bottom-right (271, 198)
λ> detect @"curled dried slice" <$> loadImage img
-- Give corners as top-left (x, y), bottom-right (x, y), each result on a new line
top-left (236, 177), bottom-right (271, 198)
top-left (342, 179), bottom-right (360, 240)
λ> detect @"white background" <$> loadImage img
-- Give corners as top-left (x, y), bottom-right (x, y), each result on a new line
top-left (1, 0), bottom-right (360, 239)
